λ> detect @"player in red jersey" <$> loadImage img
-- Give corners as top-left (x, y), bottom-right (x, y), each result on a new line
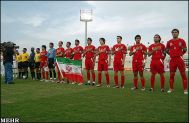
top-left (166, 29), bottom-right (188, 94)
top-left (40, 45), bottom-right (48, 82)
top-left (112, 36), bottom-right (127, 88)
top-left (72, 39), bottom-right (84, 85)
top-left (148, 34), bottom-right (166, 92)
top-left (56, 41), bottom-right (65, 83)
top-left (83, 38), bottom-right (96, 86)
top-left (65, 42), bottom-right (74, 59)
top-left (64, 42), bottom-right (74, 83)
top-left (95, 38), bottom-right (111, 87)
top-left (129, 35), bottom-right (147, 91)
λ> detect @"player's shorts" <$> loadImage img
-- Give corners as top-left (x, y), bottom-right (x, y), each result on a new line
top-left (169, 56), bottom-right (186, 72)
top-left (29, 62), bottom-right (35, 69)
top-left (35, 62), bottom-right (40, 69)
top-left (40, 61), bottom-right (47, 68)
top-left (98, 60), bottom-right (108, 71)
top-left (113, 60), bottom-right (124, 71)
top-left (132, 60), bottom-right (144, 72)
top-left (48, 58), bottom-right (55, 69)
top-left (18, 62), bottom-right (22, 69)
top-left (85, 58), bottom-right (94, 70)
top-left (22, 61), bottom-right (29, 69)
top-left (150, 59), bottom-right (164, 74)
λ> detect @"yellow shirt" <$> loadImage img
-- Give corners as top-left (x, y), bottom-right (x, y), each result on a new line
top-left (35, 53), bottom-right (41, 62)
top-left (16, 54), bottom-right (22, 62)
top-left (21, 53), bottom-right (29, 62)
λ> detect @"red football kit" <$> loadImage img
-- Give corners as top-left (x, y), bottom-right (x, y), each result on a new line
top-left (56, 47), bottom-right (65, 81)
top-left (166, 38), bottom-right (187, 90)
top-left (97, 45), bottom-right (110, 71)
top-left (112, 43), bottom-right (127, 71)
top-left (73, 45), bottom-right (83, 60)
top-left (40, 51), bottom-right (48, 68)
top-left (84, 45), bottom-right (96, 70)
top-left (148, 43), bottom-right (166, 90)
top-left (40, 50), bottom-right (48, 80)
top-left (112, 43), bottom-right (127, 87)
top-left (130, 43), bottom-right (147, 89)
top-left (97, 45), bottom-right (110, 85)
top-left (65, 48), bottom-right (73, 59)
top-left (84, 45), bottom-right (96, 82)
top-left (149, 43), bottom-right (165, 74)
top-left (130, 43), bottom-right (147, 72)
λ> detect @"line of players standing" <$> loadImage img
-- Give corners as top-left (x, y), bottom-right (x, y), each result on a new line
top-left (15, 28), bottom-right (188, 94)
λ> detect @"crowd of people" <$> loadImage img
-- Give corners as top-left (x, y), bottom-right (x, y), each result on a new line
top-left (4, 28), bottom-right (188, 94)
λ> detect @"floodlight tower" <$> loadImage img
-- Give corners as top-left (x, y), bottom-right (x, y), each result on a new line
top-left (80, 9), bottom-right (93, 46)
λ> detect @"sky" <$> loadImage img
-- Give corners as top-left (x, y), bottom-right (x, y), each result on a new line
top-left (1, 1), bottom-right (188, 53)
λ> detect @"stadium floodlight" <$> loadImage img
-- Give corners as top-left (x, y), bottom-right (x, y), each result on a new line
top-left (80, 9), bottom-right (93, 46)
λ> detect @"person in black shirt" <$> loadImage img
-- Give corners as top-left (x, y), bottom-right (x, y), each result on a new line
top-left (3, 48), bottom-right (15, 84)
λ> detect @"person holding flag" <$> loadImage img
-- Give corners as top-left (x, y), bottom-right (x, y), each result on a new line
top-left (64, 42), bottom-right (74, 83)
top-left (73, 39), bottom-right (84, 85)
top-left (95, 38), bottom-right (111, 87)
top-left (112, 36), bottom-right (127, 88)
top-left (129, 35), bottom-right (147, 91)
top-left (83, 38), bottom-right (96, 86)
top-left (56, 41), bottom-right (65, 83)
top-left (148, 34), bottom-right (166, 92)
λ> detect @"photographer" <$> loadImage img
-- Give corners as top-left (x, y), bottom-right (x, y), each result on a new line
top-left (2, 43), bottom-right (16, 84)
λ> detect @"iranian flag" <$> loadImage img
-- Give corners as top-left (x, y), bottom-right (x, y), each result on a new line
top-left (56, 57), bottom-right (84, 83)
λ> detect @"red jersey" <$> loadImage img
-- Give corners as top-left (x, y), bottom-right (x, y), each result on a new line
top-left (112, 43), bottom-right (127, 60)
top-left (65, 48), bottom-right (73, 59)
top-left (130, 43), bottom-right (147, 61)
top-left (97, 45), bottom-right (110, 61)
top-left (56, 47), bottom-right (65, 57)
top-left (149, 43), bottom-right (165, 60)
top-left (40, 51), bottom-right (48, 62)
top-left (166, 38), bottom-right (187, 58)
top-left (73, 45), bottom-right (83, 60)
top-left (84, 45), bottom-right (96, 59)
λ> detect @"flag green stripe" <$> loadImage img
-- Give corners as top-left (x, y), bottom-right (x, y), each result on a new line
top-left (56, 57), bottom-right (82, 66)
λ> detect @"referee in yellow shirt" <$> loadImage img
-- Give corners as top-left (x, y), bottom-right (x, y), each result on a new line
top-left (16, 50), bottom-right (22, 79)
top-left (21, 48), bottom-right (29, 79)
top-left (35, 48), bottom-right (41, 80)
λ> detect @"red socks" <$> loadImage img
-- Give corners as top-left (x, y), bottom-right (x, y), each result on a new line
top-left (87, 72), bottom-right (90, 81)
top-left (105, 73), bottom-right (110, 85)
top-left (181, 72), bottom-right (188, 90)
top-left (160, 74), bottom-right (165, 89)
top-left (134, 78), bottom-right (138, 88)
top-left (98, 73), bottom-right (102, 84)
top-left (45, 72), bottom-right (48, 80)
top-left (58, 71), bottom-right (61, 81)
top-left (141, 78), bottom-right (145, 88)
top-left (170, 73), bottom-right (175, 89)
top-left (121, 75), bottom-right (124, 87)
top-left (114, 75), bottom-right (118, 86)
top-left (92, 72), bottom-right (95, 82)
top-left (151, 74), bottom-right (155, 89)
top-left (42, 71), bottom-right (45, 79)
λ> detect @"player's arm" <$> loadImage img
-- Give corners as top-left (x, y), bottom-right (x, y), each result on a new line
top-left (129, 46), bottom-right (135, 56)
top-left (165, 41), bottom-right (170, 55)
top-left (148, 46), bottom-right (157, 56)
top-left (182, 39), bottom-right (187, 55)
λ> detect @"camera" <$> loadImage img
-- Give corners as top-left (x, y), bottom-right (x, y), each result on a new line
top-left (0, 41), bottom-right (19, 54)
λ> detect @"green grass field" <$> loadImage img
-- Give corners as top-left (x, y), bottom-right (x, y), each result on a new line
top-left (1, 71), bottom-right (188, 122)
